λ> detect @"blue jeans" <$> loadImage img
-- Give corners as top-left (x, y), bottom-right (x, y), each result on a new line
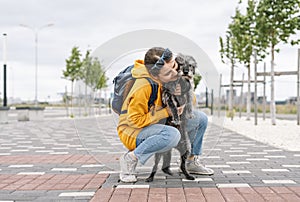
top-left (186, 110), bottom-right (208, 156)
top-left (134, 124), bottom-right (180, 164)
top-left (134, 110), bottom-right (207, 164)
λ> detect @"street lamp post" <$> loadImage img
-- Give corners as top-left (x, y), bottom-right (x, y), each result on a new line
top-left (2, 33), bottom-right (7, 107)
top-left (20, 23), bottom-right (54, 106)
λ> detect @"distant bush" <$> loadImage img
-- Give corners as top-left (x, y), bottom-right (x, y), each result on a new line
top-left (217, 104), bottom-right (297, 114)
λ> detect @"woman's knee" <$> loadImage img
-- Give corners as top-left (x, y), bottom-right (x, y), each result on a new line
top-left (195, 110), bottom-right (208, 126)
top-left (162, 126), bottom-right (180, 147)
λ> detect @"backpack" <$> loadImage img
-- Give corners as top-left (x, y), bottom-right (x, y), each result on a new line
top-left (112, 65), bottom-right (158, 115)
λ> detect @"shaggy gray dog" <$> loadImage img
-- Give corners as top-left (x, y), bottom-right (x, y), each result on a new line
top-left (146, 54), bottom-right (197, 182)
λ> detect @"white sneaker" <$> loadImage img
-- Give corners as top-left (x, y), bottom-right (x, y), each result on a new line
top-left (119, 173), bottom-right (137, 183)
top-left (119, 152), bottom-right (138, 183)
top-left (186, 156), bottom-right (214, 175)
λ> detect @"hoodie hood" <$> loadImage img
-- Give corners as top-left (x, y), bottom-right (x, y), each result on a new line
top-left (131, 60), bottom-right (151, 79)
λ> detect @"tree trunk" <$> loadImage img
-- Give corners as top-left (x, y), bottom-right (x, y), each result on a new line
top-left (99, 89), bottom-right (102, 115)
top-left (84, 82), bottom-right (88, 116)
top-left (239, 73), bottom-right (244, 118)
top-left (90, 90), bottom-right (94, 116)
top-left (246, 63), bottom-right (251, 120)
top-left (270, 45), bottom-right (276, 125)
top-left (297, 49), bottom-right (300, 125)
top-left (65, 85), bottom-right (69, 117)
top-left (229, 63), bottom-right (234, 120)
top-left (71, 81), bottom-right (74, 117)
top-left (78, 85), bottom-right (82, 117)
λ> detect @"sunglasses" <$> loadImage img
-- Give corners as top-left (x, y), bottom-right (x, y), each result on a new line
top-left (151, 48), bottom-right (173, 70)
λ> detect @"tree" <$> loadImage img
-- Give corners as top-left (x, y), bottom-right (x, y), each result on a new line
top-left (255, 0), bottom-right (300, 125)
top-left (94, 59), bottom-right (108, 91)
top-left (63, 47), bottom-right (82, 115)
top-left (82, 56), bottom-right (108, 92)
top-left (80, 49), bottom-right (93, 115)
top-left (229, 1), bottom-right (258, 120)
top-left (81, 52), bottom-right (108, 114)
top-left (93, 58), bottom-right (108, 114)
top-left (84, 54), bottom-right (108, 105)
top-left (193, 73), bottom-right (202, 90)
top-left (220, 30), bottom-right (238, 120)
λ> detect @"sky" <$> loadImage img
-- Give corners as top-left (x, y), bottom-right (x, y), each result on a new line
top-left (0, 0), bottom-right (299, 103)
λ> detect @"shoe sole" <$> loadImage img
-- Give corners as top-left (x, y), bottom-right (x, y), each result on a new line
top-left (119, 174), bottom-right (137, 183)
top-left (120, 178), bottom-right (137, 183)
top-left (188, 171), bottom-right (214, 175)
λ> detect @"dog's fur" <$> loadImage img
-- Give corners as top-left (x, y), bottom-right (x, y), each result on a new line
top-left (146, 54), bottom-right (197, 182)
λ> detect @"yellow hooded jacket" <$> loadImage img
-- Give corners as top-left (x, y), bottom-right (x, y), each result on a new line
top-left (117, 60), bottom-right (169, 151)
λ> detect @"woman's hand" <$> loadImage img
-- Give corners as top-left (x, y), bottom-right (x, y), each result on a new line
top-left (166, 104), bottom-right (185, 116)
top-left (174, 83), bottom-right (181, 95)
top-left (177, 104), bottom-right (185, 116)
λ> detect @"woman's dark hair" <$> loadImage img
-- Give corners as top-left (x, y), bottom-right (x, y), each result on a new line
top-left (144, 47), bottom-right (173, 76)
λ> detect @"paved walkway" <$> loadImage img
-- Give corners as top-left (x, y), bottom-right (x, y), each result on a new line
top-left (0, 113), bottom-right (300, 201)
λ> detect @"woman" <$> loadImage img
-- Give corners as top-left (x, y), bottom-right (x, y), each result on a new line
top-left (118, 47), bottom-right (213, 183)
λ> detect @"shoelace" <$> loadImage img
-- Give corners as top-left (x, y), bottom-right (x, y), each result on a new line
top-left (194, 156), bottom-right (202, 166)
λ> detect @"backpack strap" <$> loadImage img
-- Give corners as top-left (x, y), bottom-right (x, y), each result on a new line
top-left (120, 78), bottom-right (136, 115)
top-left (145, 78), bottom-right (158, 111)
top-left (120, 78), bottom-right (158, 114)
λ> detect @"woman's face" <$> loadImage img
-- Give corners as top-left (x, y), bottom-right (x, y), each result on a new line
top-left (155, 57), bottom-right (179, 83)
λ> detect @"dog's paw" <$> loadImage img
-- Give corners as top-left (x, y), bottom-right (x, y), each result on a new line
top-left (171, 120), bottom-right (181, 125)
top-left (185, 175), bottom-right (195, 180)
top-left (145, 177), bottom-right (154, 182)
top-left (162, 167), bottom-right (173, 176)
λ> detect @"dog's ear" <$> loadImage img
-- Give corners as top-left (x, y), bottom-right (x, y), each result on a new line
top-left (185, 55), bottom-right (196, 66)
top-left (185, 55), bottom-right (197, 74)
top-left (175, 53), bottom-right (185, 66)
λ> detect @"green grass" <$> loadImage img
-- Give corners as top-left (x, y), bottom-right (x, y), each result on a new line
top-left (215, 104), bottom-right (298, 115)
